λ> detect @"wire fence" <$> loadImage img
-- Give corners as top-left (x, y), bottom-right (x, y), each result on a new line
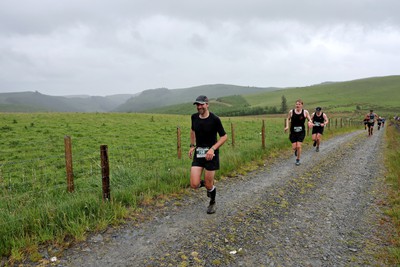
top-left (0, 117), bottom-right (361, 198)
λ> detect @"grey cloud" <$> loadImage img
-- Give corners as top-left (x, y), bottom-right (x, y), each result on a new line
top-left (0, 0), bottom-right (399, 95)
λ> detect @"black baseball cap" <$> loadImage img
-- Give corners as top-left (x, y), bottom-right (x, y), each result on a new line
top-left (316, 107), bottom-right (322, 111)
top-left (193, 95), bottom-right (209, 105)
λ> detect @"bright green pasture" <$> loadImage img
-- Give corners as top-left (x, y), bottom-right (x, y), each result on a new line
top-left (0, 112), bottom-right (357, 260)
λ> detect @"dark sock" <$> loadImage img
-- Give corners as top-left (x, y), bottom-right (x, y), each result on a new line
top-left (208, 187), bottom-right (216, 204)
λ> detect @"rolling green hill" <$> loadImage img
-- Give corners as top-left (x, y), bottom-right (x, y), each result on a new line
top-left (245, 75), bottom-right (400, 113)
top-left (0, 91), bottom-right (134, 112)
top-left (0, 85), bottom-right (278, 113)
top-left (143, 76), bottom-right (400, 116)
top-left (113, 84), bottom-right (279, 112)
top-left (1, 76), bottom-right (398, 115)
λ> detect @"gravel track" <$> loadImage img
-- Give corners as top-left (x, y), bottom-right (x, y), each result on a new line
top-left (58, 128), bottom-right (390, 267)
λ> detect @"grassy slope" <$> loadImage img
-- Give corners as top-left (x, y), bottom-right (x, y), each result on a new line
top-left (0, 92), bottom-right (135, 112)
top-left (145, 75), bottom-right (400, 115)
top-left (115, 85), bottom-right (279, 112)
top-left (244, 75), bottom-right (400, 113)
top-left (144, 95), bottom-right (251, 115)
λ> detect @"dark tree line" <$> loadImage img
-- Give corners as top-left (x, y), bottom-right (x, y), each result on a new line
top-left (216, 95), bottom-right (288, 117)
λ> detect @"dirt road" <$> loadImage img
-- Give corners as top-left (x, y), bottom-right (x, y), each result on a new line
top-left (59, 128), bottom-right (390, 266)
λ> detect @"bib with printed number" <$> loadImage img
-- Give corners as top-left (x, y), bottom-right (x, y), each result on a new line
top-left (196, 147), bottom-right (209, 158)
top-left (293, 126), bottom-right (303, 132)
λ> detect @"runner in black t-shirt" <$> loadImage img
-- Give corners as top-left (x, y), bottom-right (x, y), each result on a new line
top-left (284, 99), bottom-right (313, 166)
top-left (188, 95), bottom-right (227, 214)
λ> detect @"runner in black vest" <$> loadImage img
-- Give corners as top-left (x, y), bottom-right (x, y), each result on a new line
top-left (284, 99), bottom-right (313, 166)
top-left (377, 116), bottom-right (382, 130)
top-left (311, 107), bottom-right (329, 152)
top-left (364, 110), bottom-right (378, 136)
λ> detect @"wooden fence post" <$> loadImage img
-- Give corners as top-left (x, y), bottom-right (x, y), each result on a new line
top-left (231, 123), bottom-right (235, 148)
top-left (177, 126), bottom-right (181, 159)
top-left (261, 120), bottom-right (266, 149)
top-left (398, 173), bottom-right (400, 192)
top-left (335, 118), bottom-right (338, 128)
top-left (64, 135), bottom-right (74, 193)
top-left (100, 145), bottom-right (110, 201)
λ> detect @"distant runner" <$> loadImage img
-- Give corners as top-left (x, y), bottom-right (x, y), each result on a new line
top-left (311, 107), bottom-right (329, 152)
top-left (284, 99), bottom-right (313, 166)
top-left (377, 116), bottom-right (382, 130)
top-left (365, 110), bottom-right (378, 136)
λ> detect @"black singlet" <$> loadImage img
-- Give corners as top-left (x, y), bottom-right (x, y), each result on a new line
top-left (290, 109), bottom-right (306, 134)
top-left (313, 112), bottom-right (324, 126)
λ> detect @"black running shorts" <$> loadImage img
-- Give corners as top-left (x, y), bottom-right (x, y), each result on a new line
top-left (289, 131), bottom-right (305, 143)
top-left (312, 127), bottom-right (324, 135)
top-left (192, 152), bottom-right (220, 171)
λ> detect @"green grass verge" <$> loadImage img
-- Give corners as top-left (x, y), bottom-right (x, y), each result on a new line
top-left (383, 119), bottom-right (400, 265)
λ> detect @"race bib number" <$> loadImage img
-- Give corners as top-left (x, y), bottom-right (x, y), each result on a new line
top-left (196, 147), bottom-right (209, 158)
top-left (314, 122), bottom-right (321, 127)
top-left (294, 126), bottom-right (303, 132)
top-left (368, 119), bottom-right (374, 123)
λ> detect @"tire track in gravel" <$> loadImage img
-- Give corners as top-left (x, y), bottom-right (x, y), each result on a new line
top-left (60, 128), bottom-right (388, 267)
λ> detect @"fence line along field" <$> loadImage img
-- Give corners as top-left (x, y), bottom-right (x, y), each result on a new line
top-left (0, 112), bottom-right (356, 260)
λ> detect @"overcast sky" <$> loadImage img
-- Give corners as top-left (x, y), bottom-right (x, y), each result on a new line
top-left (0, 0), bottom-right (399, 96)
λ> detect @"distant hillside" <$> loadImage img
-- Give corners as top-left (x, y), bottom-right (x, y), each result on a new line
top-left (144, 95), bottom-right (280, 116)
top-left (244, 75), bottom-right (400, 114)
top-left (0, 85), bottom-right (278, 113)
top-left (0, 91), bottom-right (135, 112)
top-left (113, 84), bottom-right (280, 112)
top-left (142, 75), bottom-right (400, 116)
top-left (0, 91), bottom-right (78, 112)
top-left (1, 76), bottom-right (399, 115)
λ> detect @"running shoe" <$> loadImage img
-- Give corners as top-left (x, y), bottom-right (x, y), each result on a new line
top-left (295, 159), bottom-right (300, 166)
top-left (207, 202), bottom-right (216, 214)
top-left (316, 147), bottom-right (319, 152)
top-left (313, 141), bottom-right (316, 147)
